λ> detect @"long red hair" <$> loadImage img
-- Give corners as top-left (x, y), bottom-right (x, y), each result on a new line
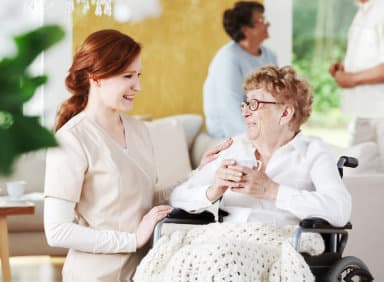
top-left (55, 29), bottom-right (141, 131)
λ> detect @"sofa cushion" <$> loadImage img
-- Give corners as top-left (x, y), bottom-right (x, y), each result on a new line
top-left (330, 142), bottom-right (380, 176)
top-left (149, 114), bottom-right (203, 150)
top-left (191, 133), bottom-right (225, 169)
top-left (146, 117), bottom-right (194, 191)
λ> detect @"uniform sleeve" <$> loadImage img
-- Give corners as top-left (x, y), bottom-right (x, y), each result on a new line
top-left (275, 143), bottom-right (352, 227)
top-left (44, 197), bottom-right (137, 253)
top-left (44, 129), bottom-right (88, 202)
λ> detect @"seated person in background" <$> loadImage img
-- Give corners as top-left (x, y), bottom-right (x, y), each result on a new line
top-left (204, 1), bottom-right (278, 138)
top-left (172, 65), bottom-right (351, 227)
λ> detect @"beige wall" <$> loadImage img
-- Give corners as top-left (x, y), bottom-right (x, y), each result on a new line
top-left (73, 1), bottom-right (263, 119)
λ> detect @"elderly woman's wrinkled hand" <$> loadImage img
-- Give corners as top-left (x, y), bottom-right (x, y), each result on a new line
top-left (206, 159), bottom-right (243, 201)
top-left (231, 166), bottom-right (279, 201)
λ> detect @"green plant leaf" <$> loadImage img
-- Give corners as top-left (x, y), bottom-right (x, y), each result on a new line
top-left (0, 75), bottom-right (48, 111)
top-left (0, 24), bottom-right (64, 175)
top-left (0, 114), bottom-right (57, 175)
top-left (13, 25), bottom-right (65, 70)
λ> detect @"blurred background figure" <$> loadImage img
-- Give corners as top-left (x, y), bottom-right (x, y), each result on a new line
top-left (203, 1), bottom-right (278, 138)
top-left (329, 0), bottom-right (384, 145)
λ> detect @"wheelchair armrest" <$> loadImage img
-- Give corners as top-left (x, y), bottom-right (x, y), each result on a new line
top-left (153, 208), bottom-right (215, 244)
top-left (165, 208), bottom-right (215, 224)
top-left (337, 156), bottom-right (358, 177)
top-left (293, 217), bottom-right (352, 254)
top-left (337, 156), bottom-right (358, 169)
top-left (299, 217), bottom-right (352, 230)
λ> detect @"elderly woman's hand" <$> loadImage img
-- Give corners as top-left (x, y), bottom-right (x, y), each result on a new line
top-left (231, 166), bottom-right (279, 201)
top-left (206, 159), bottom-right (243, 201)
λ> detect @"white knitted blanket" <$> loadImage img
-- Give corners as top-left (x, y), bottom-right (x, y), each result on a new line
top-left (134, 223), bottom-right (324, 282)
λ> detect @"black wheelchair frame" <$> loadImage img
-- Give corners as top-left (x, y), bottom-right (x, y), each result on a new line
top-left (153, 156), bottom-right (374, 281)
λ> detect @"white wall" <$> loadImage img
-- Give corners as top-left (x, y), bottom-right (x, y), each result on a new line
top-left (0, 1), bottom-right (44, 121)
top-left (1, 0), bottom-right (292, 128)
top-left (264, 0), bottom-right (292, 66)
top-left (41, 1), bottom-right (72, 128)
top-left (0, 0), bottom-right (72, 129)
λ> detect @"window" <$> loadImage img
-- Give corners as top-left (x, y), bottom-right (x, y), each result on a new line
top-left (293, 0), bottom-right (356, 147)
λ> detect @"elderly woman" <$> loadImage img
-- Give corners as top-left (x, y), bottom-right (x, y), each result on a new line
top-left (170, 65), bottom-right (351, 227)
top-left (134, 65), bottom-right (352, 281)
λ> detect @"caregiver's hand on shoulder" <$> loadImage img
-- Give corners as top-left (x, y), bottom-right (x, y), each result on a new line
top-left (135, 205), bottom-right (173, 249)
top-left (199, 138), bottom-right (233, 168)
top-left (206, 159), bottom-right (243, 201)
top-left (231, 167), bottom-right (279, 201)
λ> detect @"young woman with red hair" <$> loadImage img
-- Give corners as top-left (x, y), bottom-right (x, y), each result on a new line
top-left (43, 29), bottom-right (172, 281)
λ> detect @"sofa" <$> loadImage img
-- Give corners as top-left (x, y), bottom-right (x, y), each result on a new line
top-left (0, 114), bottom-right (383, 280)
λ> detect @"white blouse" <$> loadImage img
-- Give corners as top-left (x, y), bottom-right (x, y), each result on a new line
top-left (170, 133), bottom-right (352, 227)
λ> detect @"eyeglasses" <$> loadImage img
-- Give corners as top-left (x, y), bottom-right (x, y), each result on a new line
top-left (240, 99), bottom-right (279, 112)
top-left (255, 17), bottom-right (268, 24)
top-left (251, 16), bottom-right (269, 26)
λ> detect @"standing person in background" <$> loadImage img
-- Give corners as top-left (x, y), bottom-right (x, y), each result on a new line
top-left (329, 0), bottom-right (384, 145)
top-left (204, 1), bottom-right (278, 138)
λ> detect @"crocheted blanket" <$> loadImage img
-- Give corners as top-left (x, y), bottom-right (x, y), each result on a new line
top-left (134, 223), bottom-right (324, 282)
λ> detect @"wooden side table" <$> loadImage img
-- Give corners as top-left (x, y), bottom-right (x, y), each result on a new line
top-left (0, 203), bottom-right (35, 282)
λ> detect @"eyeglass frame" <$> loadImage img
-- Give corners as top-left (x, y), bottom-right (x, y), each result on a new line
top-left (253, 17), bottom-right (268, 25)
top-left (240, 99), bottom-right (280, 112)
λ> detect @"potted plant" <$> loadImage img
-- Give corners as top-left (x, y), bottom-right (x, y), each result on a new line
top-left (0, 25), bottom-right (65, 175)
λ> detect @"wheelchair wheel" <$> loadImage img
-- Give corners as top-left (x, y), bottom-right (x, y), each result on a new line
top-left (325, 256), bottom-right (373, 282)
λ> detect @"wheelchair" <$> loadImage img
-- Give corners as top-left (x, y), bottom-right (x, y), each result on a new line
top-left (153, 156), bottom-right (374, 281)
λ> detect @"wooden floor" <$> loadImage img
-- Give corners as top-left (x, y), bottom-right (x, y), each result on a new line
top-left (0, 256), bottom-right (64, 282)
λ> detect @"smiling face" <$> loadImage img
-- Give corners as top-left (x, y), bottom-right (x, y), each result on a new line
top-left (242, 88), bottom-right (285, 141)
top-left (93, 55), bottom-right (142, 112)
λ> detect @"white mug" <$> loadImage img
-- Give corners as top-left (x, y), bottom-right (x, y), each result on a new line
top-left (236, 159), bottom-right (263, 171)
top-left (6, 180), bottom-right (26, 200)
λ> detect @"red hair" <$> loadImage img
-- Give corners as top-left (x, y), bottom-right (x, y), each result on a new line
top-left (55, 29), bottom-right (141, 131)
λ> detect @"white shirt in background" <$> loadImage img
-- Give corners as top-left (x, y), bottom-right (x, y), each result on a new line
top-left (342, 0), bottom-right (384, 118)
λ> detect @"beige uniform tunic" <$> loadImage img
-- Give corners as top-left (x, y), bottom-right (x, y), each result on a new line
top-left (45, 112), bottom-right (157, 281)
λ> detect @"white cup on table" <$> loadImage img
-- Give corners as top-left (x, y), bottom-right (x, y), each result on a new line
top-left (6, 180), bottom-right (26, 200)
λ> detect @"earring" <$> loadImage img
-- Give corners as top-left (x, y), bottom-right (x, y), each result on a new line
top-left (88, 73), bottom-right (100, 86)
